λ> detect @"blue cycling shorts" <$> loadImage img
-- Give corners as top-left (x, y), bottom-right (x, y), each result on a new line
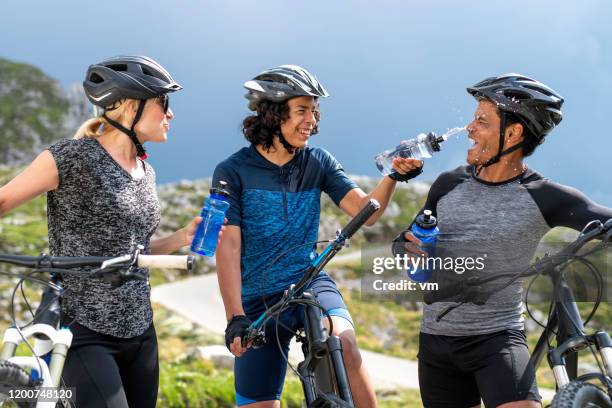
top-left (234, 271), bottom-right (353, 406)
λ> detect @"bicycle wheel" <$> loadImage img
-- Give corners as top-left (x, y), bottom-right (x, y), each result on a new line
top-left (0, 360), bottom-right (35, 408)
top-left (551, 380), bottom-right (611, 408)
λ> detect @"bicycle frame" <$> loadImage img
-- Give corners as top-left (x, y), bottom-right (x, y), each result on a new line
top-left (0, 249), bottom-right (194, 407)
top-left (529, 267), bottom-right (612, 390)
top-left (425, 218), bottom-right (612, 399)
top-left (244, 199), bottom-right (381, 407)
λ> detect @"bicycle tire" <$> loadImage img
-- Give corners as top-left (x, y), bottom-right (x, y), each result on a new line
top-left (551, 380), bottom-right (611, 408)
top-left (0, 360), bottom-right (36, 408)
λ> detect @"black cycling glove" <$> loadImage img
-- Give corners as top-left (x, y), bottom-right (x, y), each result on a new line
top-left (388, 166), bottom-right (423, 182)
top-left (225, 315), bottom-right (252, 351)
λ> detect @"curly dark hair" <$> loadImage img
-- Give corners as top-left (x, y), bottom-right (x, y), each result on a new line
top-left (242, 99), bottom-right (320, 152)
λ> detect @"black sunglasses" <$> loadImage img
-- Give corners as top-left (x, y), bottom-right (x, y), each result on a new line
top-left (157, 94), bottom-right (170, 114)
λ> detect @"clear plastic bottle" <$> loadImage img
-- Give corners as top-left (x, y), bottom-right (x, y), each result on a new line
top-left (375, 132), bottom-right (445, 176)
top-left (191, 181), bottom-right (230, 257)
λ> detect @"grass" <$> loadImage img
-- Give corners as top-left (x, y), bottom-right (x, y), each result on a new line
top-left (153, 302), bottom-right (424, 407)
top-left (343, 289), bottom-right (422, 360)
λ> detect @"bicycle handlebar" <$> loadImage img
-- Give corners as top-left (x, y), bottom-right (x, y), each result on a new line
top-left (340, 199), bottom-right (380, 239)
top-left (0, 252), bottom-right (195, 272)
top-left (424, 218), bottom-right (612, 305)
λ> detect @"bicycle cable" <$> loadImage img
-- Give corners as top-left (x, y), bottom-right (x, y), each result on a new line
top-left (258, 239), bottom-right (334, 311)
top-left (9, 272), bottom-right (45, 384)
top-left (273, 298), bottom-right (336, 396)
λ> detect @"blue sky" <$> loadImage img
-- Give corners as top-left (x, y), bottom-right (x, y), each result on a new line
top-left (2, 1), bottom-right (611, 204)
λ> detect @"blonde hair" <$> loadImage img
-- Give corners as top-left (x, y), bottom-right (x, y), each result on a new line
top-left (73, 99), bottom-right (140, 139)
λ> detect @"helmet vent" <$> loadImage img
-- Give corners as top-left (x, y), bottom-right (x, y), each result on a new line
top-left (504, 90), bottom-right (529, 100)
top-left (141, 66), bottom-right (155, 77)
top-left (89, 72), bottom-right (104, 84)
top-left (107, 64), bottom-right (128, 72)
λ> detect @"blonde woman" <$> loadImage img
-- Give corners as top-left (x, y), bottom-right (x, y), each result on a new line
top-left (0, 56), bottom-right (205, 407)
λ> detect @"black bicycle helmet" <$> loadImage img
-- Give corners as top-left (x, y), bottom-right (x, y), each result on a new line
top-left (83, 55), bottom-right (183, 159)
top-left (244, 64), bottom-right (329, 111)
top-left (467, 73), bottom-right (564, 168)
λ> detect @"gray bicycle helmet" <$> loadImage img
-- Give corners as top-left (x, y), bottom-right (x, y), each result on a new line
top-left (83, 55), bottom-right (182, 108)
top-left (467, 73), bottom-right (564, 168)
top-left (82, 55), bottom-right (182, 159)
top-left (244, 64), bottom-right (329, 111)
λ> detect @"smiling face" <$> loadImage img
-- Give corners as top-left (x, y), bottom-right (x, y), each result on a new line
top-left (134, 96), bottom-right (174, 143)
top-left (279, 96), bottom-right (320, 149)
top-left (465, 100), bottom-right (503, 165)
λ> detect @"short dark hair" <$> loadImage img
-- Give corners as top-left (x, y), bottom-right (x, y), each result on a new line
top-left (242, 98), bottom-right (320, 151)
top-left (504, 112), bottom-right (539, 157)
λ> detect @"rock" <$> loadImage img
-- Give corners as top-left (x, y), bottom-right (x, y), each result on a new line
top-left (191, 345), bottom-right (235, 370)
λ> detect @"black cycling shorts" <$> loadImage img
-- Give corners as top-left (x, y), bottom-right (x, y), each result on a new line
top-left (61, 319), bottom-right (159, 408)
top-left (234, 271), bottom-right (353, 406)
top-left (418, 329), bottom-right (541, 408)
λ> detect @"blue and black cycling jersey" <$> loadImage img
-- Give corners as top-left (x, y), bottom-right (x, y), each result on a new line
top-left (212, 144), bottom-right (358, 300)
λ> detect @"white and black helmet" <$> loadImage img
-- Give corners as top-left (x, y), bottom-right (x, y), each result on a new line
top-left (244, 65), bottom-right (329, 111)
top-left (83, 55), bottom-right (182, 108)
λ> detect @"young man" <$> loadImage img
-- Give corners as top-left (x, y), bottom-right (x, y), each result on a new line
top-left (213, 65), bottom-right (422, 408)
top-left (394, 74), bottom-right (612, 408)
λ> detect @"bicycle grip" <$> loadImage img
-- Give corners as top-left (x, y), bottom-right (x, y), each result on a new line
top-left (340, 199), bottom-right (381, 239)
top-left (137, 255), bottom-right (195, 270)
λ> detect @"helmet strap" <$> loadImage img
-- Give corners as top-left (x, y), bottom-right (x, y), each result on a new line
top-left (277, 132), bottom-right (298, 154)
top-left (476, 112), bottom-right (525, 175)
top-left (103, 100), bottom-right (148, 160)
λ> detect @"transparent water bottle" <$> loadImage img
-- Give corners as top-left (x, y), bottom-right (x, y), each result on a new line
top-left (375, 132), bottom-right (445, 176)
top-left (191, 181), bottom-right (230, 257)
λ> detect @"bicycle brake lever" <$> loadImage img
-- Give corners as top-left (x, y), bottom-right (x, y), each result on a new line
top-left (123, 268), bottom-right (148, 282)
top-left (243, 327), bottom-right (266, 349)
top-left (336, 229), bottom-right (350, 247)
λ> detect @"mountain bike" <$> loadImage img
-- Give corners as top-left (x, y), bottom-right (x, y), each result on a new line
top-left (0, 245), bottom-right (194, 408)
top-left (424, 218), bottom-right (612, 407)
top-left (241, 199), bottom-right (381, 408)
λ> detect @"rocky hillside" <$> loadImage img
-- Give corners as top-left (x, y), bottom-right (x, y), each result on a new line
top-left (0, 57), bottom-right (89, 166)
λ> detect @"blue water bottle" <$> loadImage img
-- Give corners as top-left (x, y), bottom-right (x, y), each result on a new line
top-left (191, 181), bottom-right (230, 257)
top-left (406, 209), bottom-right (439, 282)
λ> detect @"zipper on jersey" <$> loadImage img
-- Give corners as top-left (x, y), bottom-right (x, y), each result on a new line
top-left (279, 167), bottom-right (288, 221)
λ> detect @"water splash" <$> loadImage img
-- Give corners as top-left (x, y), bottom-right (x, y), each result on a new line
top-left (440, 126), bottom-right (466, 141)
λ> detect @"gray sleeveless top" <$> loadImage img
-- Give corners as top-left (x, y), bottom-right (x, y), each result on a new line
top-left (47, 138), bottom-right (161, 338)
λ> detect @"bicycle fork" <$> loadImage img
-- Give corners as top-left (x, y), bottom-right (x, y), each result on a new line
top-left (545, 276), bottom-right (612, 387)
top-left (297, 291), bottom-right (355, 407)
top-left (1, 324), bottom-right (73, 388)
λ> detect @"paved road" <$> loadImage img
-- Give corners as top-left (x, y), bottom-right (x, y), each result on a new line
top-left (151, 269), bottom-right (555, 399)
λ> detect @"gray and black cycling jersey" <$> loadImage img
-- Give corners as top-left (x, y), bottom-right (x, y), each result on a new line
top-left (394, 165), bottom-right (612, 336)
top-left (47, 138), bottom-right (161, 338)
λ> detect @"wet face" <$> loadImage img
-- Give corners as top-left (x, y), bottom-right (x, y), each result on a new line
top-left (465, 100), bottom-right (502, 165)
top-left (134, 96), bottom-right (174, 143)
top-left (280, 96), bottom-right (319, 149)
